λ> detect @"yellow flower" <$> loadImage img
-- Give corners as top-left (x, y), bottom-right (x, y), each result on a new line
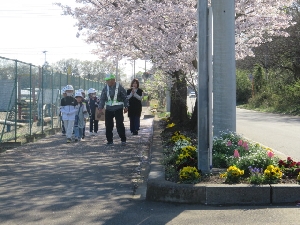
top-left (228, 166), bottom-right (244, 176)
top-left (221, 165), bottom-right (244, 183)
top-left (179, 166), bottom-right (200, 181)
top-left (175, 146), bottom-right (197, 165)
top-left (220, 173), bottom-right (227, 178)
top-left (171, 132), bottom-right (191, 143)
top-left (265, 147), bottom-right (273, 151)
top-left (297, 172), bottom-right (300, 182)
top-left (264, 165), bottom-right (282, 180)
top-left (166, 123), bottom-right (175, 128)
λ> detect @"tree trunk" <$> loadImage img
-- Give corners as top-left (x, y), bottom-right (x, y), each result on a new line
top-left (293, 63), bottom-right (300, 81)
top-left (170, 70), bottom-right (188, 124)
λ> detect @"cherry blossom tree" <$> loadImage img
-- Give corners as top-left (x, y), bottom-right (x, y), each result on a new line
top-left (57, 0), bottom-right (295, 125)
top-left (235, 0), bottom-right (294, 59)
top-left (58, 0), bottom-right (294, 69)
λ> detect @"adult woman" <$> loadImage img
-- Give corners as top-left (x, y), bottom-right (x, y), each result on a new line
top-left (127, 79), bottom-right (143, 135)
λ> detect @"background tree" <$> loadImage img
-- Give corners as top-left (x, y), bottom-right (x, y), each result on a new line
top-left (0, 58), bottom-right (14, 80)
top-left (51, 58), bottom-right (116, 81)
top-left (51, 58), bottom-right (81, 77)
top-left (236, 69), bottom-right (252, 104)
top-left (144, 70), bottom-right (169, 109)
top-left (234, 1), bottom-right (300, 115)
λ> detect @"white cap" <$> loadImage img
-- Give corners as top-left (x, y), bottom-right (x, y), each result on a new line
top-left (75, 91), bottom-right (83, 98)
top-left (61, 87), bottom-right (66, 94)
top-left (88, 88), bottom-right (96, 94)
top-left (65, 85), bottom-right (74, 91)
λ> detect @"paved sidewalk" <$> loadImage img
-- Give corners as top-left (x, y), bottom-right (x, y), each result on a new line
top-left (0, 108), bottom-right (154, 224)
top-left (2, 110), bottom-right (300, 225)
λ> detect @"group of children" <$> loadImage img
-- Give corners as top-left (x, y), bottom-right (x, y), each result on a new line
top-left (60, 85), bottom-right (100, 143)
top-left (60, 78), bottom-right (144, 144)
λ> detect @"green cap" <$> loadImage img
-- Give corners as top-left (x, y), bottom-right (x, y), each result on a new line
top-left (105, 74), bottom-right (116, 81)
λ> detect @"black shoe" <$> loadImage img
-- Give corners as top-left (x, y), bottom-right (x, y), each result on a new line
top-left (82, 136), bottom-right (85, 139)
top-left (106, 141), bottom-right (114, 145)
top-left (121, 141), bottom-right (126, 146)
top-left (133, 131), bottom-right (138, 135)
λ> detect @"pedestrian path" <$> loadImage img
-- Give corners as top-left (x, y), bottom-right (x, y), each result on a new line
top-left (0, 109), bottom-right (154, 224)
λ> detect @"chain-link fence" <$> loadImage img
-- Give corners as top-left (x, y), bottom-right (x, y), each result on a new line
top-left (0, 56), bottom-right (104, 143)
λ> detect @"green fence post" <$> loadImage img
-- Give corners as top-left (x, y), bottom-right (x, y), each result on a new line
top-left (79, 75), bottom-right (81, 89)
top-left (29, 64), bottom-right (32, 136)
top-left (59, 72), bottom-right (62, 129)
top-left (51, 68), bottom-right (54, 130)
top-left (41, 67), bottom-right (44, 133)
top-left (14, 60), bottom-right (18, 142)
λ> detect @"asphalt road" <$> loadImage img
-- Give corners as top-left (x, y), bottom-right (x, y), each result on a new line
top-left (187, 96), bottom-right (196, 113)
top-left (236, 108), bottom-right (300, 161)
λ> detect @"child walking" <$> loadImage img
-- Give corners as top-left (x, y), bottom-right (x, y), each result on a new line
top-left (77, 88), bottom-right (90, 139)
top-left (87, 88), bottom-right (100, 135)
top-left (74, 91), bottom-right (89, 142)
top-left (60, 85), bottom-right (77, 143)
top-left (60, 87), bottom-right (67, 136)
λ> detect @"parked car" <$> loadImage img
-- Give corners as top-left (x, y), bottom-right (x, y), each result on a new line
top-left (189, 91), bottom-right (196, 98)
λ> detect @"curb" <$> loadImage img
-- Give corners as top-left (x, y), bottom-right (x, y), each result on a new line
top-left (146, 120), bottom-right (300, 205)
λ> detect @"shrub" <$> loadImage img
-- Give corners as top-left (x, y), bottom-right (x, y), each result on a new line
top-left (263, 165), bottom-right (283, 183)
top-left (213, 131), bottom-right (280, 177)
top-left (278, 157), bottom-right (300, 178)
top-left (220, 165), bottom-right (244, 183)
top-left (212, 131), bottom-right (244, 168)
top-left (162, 125), bottom-right (300, 185)
top-left (248, 166), bottom-right (264, 185)
top-left (228, 147), bottom-right (279, 177)
top-left (175, 146), bottom-right (197, 171)
top-left (236, 69), bottom-right (252, 104)
top-left (162, 131), bottom-right (196, 183)
top-left (179, 166), bottom-right (201, 184)
top-left (248, 165), bottom-right (283, 185)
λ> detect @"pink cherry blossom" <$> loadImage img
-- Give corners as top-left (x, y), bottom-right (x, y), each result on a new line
top-left (227, 141), bottom-right (232, 146)
top-left (57, 0), bottom-right (294, 73)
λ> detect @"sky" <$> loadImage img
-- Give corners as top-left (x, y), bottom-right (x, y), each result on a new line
top-left (0, 0), bottom-right (150, 76)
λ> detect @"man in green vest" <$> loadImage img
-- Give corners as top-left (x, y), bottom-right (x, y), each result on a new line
top-left (98, 74), bottom-right (128, 145)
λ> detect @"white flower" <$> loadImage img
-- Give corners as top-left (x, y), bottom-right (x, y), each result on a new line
top-left (173, 139), bottom-right (191, 152)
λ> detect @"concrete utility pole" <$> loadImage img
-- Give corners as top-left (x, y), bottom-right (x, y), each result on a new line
top-left (197, 0), bottom-right (210, 173)
top-left (212, 0), bottom-right (236, 135)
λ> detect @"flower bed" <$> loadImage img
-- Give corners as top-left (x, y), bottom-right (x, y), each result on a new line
top-left (161, 119), bottom-right (300, 185)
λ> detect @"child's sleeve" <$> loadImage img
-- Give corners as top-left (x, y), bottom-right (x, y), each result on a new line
top-left (60, 106), bottom-right (66, 114)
